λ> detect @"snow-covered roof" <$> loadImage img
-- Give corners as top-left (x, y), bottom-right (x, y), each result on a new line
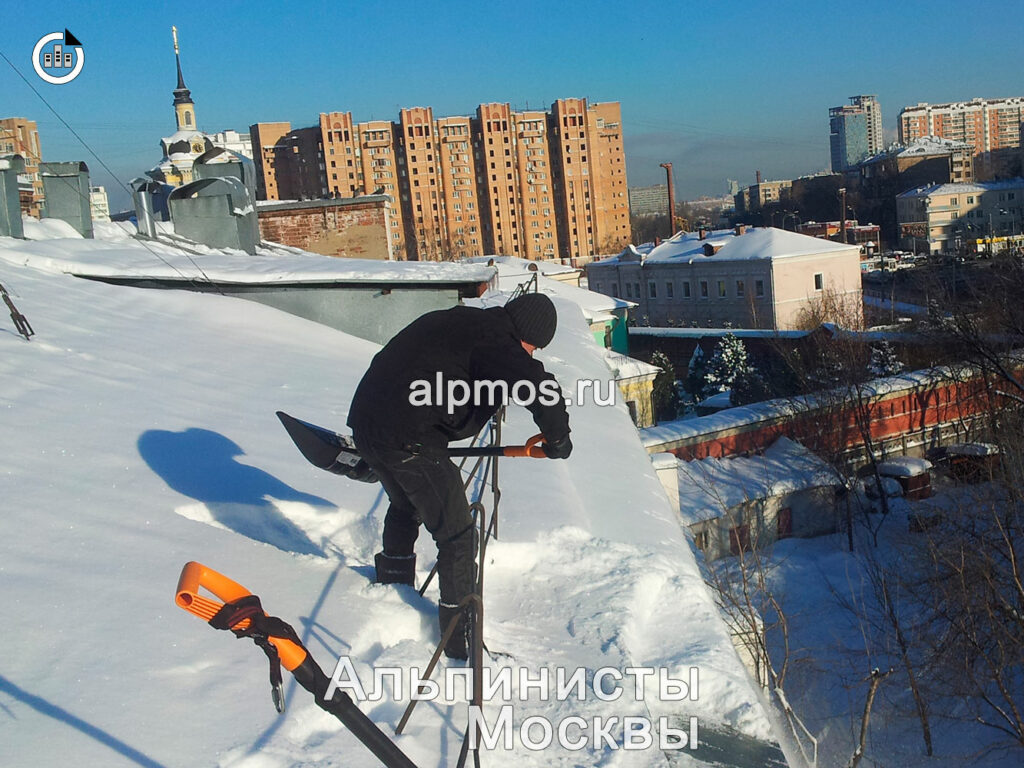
top-left (877, 456), bottom-right (932, 477)
top-left (462, 254), bottom-right (578, 276)
top-left (630, 326), bottom-right (811, 340)
top-left (469, 257), bottom-right (634, 322)
top-left (0, 228), bottom-right (779, 765)
top-left (865, 135), bottom-right (971, 164)
top-left (898, 178), bottom-right (1024, 198)
top-left (3, 220), bottom-right (496, 285)
top-left (946, 442), bottom-right (1000, 456)
top-left (676, 437), bottom-right (841, 525)
top-left (589, 226), bottom-right (857, 267)
top-left (601, 348), bottom-right (661, 380)
top-left (161, 128), bottom-right (207, 146)
top-left (699, 390), bottom-right (735, 410)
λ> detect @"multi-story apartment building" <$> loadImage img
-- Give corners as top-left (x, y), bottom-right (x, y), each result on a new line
top-left (896, 178), bottom-right (1024, 254)
top-left (249, 122), bottom-right (324, 201)
top-left (587, 101), bottom-right (631, 253)
top-left (830, 106), bottom-right (869, 172)
top-left (208, 129), bottom-right (252, 159)
top-left (436, 115), bottom-right (480, 260)
top-left (852, 95), bottom-right (883, 156)
top-left (250, 122), bottom-right (290, 200)
top-left (586, 225), bottom-right (862, 330)
top-left (476, 103), bottom-right (522, 259)
top-left (733, 177), bottom-right (793, 215)
top-left (629, 185), bottom-right (669, 216)
top-left (829, 95), bottom-right (882, 172)
top-left (318, 112), bottom-right (406, 254)
top-left (252, 99), bottom-right (629, 263)
top-left (899, 98), bottom-right (1024, 156)
top-left (0, 117), bottom-right (44, 215)
top-left (510, 110), bottom-right (558, 260)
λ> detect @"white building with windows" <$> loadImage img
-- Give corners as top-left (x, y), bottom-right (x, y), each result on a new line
top-left (585, 225), bottom-right (862, 329)
top-left (209, 129), bottom-right (252, 159)
top-left (896, 178), bottom-right (1024, 255)
top-left (88, 185), bottom-right (110, 221)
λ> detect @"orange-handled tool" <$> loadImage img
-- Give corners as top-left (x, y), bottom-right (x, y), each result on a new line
top-left (174, 562), bottom-right (419, 768)
top-left (451, 432), bottom-right (548, 458)
top-left (175, 561), bottom-right (307, 670)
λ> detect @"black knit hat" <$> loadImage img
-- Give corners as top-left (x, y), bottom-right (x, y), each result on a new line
top-left (505, 293), bottom-right (557, 348)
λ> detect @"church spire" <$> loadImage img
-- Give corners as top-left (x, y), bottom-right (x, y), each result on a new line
top-left (171, 26), bottom-right (196, 130)
top-left (171, 26), bottom-right (192, 105)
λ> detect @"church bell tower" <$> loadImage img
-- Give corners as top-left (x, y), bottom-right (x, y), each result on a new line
top-left (172, 26), bottom-right (197, 132)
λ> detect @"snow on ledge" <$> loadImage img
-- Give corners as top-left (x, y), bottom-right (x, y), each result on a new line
top-left (0, 227), bottom-right (496, 285)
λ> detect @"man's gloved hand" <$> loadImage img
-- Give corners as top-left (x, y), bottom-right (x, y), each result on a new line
top-left (542, 434), bottom-right (572, 459)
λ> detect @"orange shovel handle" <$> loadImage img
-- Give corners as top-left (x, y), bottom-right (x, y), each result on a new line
top-left (503, 432), bottom-right (548, 458)
top-left (175, 561), bottom-right (308, 671)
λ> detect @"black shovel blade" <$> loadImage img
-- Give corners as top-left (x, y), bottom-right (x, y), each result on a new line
top-left (276, 411), bottom-right (378, 483)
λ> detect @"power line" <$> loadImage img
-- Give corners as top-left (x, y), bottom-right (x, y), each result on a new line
top-left (0, 47), bottom-right (224, 292)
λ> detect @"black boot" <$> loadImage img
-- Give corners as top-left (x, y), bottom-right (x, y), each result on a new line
top-left (374, 552), bottom-right (416, 585)
top-left (439, 603), bottom-right (471, 660)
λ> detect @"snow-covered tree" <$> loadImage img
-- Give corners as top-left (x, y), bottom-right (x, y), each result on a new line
top-left (683, 345), bottom-right (707, 402)
top-left (703, 333), bottom-right (753, 398)
top-left (731, 367), bottom-right (772, 406)
top-left (868, 341), bottom-right (904, 378)
top-left (650, 350), bottom-right (680, 422)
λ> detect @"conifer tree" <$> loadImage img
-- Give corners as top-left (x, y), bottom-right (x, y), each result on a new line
top-left (703, 333), bottom-right (753, 398)
top-left (650, 350), bottom-right (680, 421)
top-left (868, 340), bottom-right (904, 377)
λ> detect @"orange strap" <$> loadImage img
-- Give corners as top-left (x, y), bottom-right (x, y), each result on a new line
top-left (175, 561), bottom-right (308, 671)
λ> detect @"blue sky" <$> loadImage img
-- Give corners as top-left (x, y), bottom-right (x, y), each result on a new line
top-left (3, 1), bottom-right (1022, 211)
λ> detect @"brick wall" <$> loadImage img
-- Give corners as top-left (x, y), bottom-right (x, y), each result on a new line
top-left (257, 198), bottom-right (391, 259)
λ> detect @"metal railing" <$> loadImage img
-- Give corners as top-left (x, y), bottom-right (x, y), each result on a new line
top-left (396, 408), bottom-right (505, 767)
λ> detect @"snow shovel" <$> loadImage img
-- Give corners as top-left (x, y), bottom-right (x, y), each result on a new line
top-left (276, 411), bottom-right (547, 483)
top-left (174, 561), bottom-right (419, 768)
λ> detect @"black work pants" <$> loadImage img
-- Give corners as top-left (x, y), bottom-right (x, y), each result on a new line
top-left (355, 436), bottom-right (477, 607)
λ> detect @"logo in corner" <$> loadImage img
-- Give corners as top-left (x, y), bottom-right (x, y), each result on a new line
top-left (32, 29), bottom-right (84, 85)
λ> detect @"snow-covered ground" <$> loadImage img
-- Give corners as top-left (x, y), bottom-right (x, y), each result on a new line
top-left (0, 226), bottom-right (778, 767)
top-left (730, 474), bottom-right (1024, 768)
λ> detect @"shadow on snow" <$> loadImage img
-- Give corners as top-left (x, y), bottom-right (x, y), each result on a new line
top-left (138, 427), bottom-right (331, 556)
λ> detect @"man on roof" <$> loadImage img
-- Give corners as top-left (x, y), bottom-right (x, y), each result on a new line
top-left (347, 292), bottom-right (572, 659)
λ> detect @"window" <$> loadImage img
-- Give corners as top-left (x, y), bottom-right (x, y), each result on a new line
top-left (756, 280), bottom-right (765, 297)
top-left (666, 282), bottom-right (674, 299)
top-left (648, 281), bottom-right (657, 299)
top-left (814, 273), bottom-right (823, 291)
top-left (717, 280), bottom-right (726, 298)
top-left (736, 280), bottom-right (745, 297)
top-left (700, 280), bottom-right (709, 298)
top-left (625, 283), bottom-right (632, 298)
top-left (693, 529), bottom-right (709, 551)
top-left (683, 281), bottom-right (691, 298)
top-left (634, 282), bottom-right (640, 298)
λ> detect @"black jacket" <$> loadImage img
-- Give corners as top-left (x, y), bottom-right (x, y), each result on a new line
top-left (348, 305), bottom-right (570, 450)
